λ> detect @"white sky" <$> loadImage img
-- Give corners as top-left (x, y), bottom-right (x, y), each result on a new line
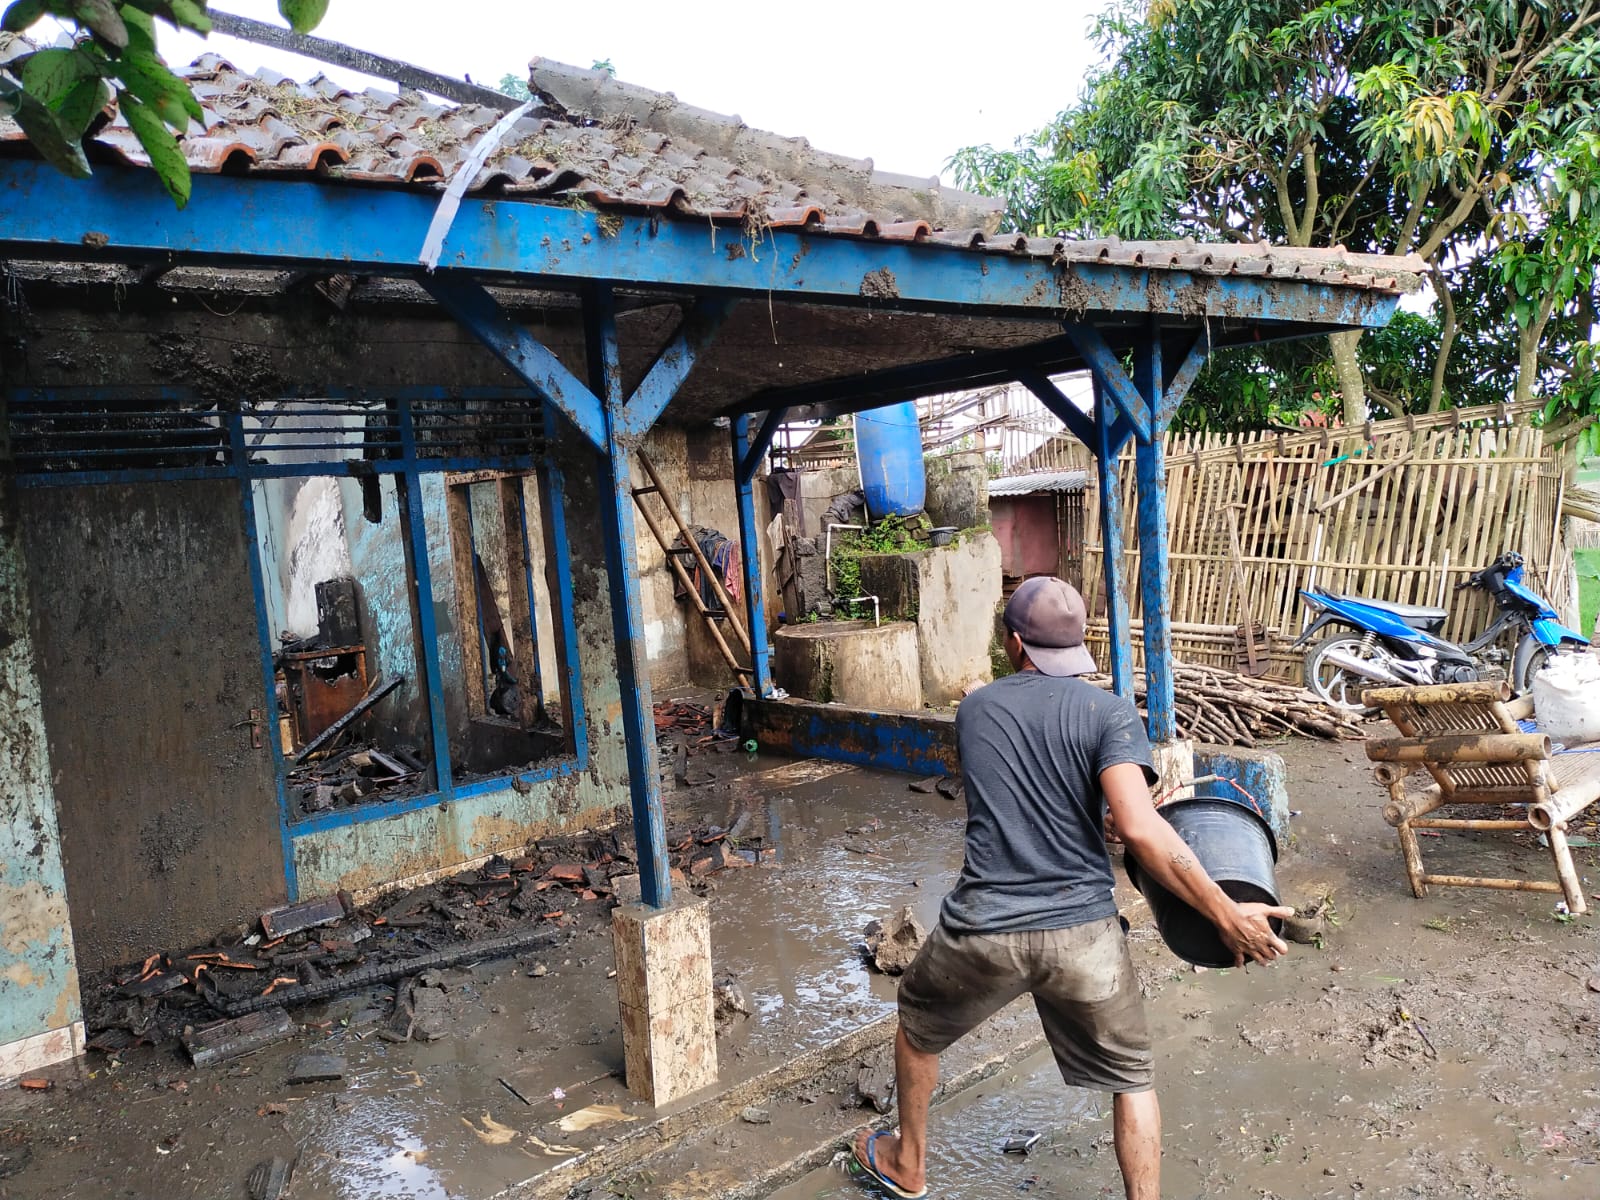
top-left (144, 0), bottom-right (1107, 181)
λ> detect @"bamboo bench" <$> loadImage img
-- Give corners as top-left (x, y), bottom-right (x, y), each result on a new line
top-left (1362, 681), bottom-right (1600, 915)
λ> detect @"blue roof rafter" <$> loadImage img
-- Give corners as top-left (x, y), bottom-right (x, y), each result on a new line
top-left (0, 163), bottom-right (1406, 330)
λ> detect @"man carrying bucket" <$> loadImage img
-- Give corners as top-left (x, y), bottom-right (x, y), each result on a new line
top-left (852, 576), bottom-right (1292, 1200)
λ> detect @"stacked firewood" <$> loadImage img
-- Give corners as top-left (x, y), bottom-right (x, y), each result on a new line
top-left (1084, 663), bottom-right (1366, 747)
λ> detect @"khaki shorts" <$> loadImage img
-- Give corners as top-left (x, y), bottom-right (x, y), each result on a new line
top-left (897, 916), bottom-right (1153, 1093)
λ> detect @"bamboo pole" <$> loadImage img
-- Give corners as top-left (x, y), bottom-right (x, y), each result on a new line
top-left (1418, 875), bottom-right (1564, 894)
top-left (1365, 732), bottom-right (1551, 764)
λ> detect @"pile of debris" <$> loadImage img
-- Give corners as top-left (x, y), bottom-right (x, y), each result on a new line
top-left (83, 830), bottom-right (638, 1057)
top-left (668, 813), bottom-right (777, 881)
top-left (289, 744), bottom-right (429, 815)
top-left (1085, 663), bottom-right (1365, 747)
top-left (654, 698), bottom-right (742, 752)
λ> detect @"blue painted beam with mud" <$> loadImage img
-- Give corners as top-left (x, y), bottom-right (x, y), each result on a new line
top-left (0, 162), bottom-right (1403, 329)
top-left (744, 698), bottom-right (958, 776)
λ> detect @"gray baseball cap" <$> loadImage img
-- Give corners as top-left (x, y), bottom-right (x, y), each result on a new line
top-left (1003, 576), bottom-right (1097, 677)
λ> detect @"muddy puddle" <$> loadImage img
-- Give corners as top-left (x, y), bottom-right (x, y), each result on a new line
top-left (0, 757), bottom-right (963, 1200)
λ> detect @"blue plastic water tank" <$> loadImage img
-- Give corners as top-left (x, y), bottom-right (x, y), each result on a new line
top-left (855, 402), bottom-right (926, 518)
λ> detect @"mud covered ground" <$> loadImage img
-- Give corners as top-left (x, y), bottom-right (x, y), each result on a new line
top-left (1, 738), bottom-right (1596, 1200)
top-left (772, 737), bottom-right (1600, 1200)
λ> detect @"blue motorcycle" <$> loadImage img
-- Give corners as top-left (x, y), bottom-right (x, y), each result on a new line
top-left (1295, 552), bottom-right (1590, 710)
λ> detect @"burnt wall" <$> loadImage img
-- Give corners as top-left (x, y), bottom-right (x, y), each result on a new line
top-left (19, 481), bottom-right (284, 969)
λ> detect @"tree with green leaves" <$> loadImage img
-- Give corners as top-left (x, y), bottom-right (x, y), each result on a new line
top-left (0, 1), bottom-right (330, 207)
top-left (950, 1), bottom-right (1600, 429)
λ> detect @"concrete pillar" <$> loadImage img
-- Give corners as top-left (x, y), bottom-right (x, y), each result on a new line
top-left (611, 893), bottom-right (718, 1105)
top-left (1149, 738), bottom-right (1195, 799)
top-left (0, 474), bottom-right (85, 1080)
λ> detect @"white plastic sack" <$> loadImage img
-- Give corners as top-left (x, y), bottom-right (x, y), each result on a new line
top-left (1531, 651), bottom-right (1600, 746)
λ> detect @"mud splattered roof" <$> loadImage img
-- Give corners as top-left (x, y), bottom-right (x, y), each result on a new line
top-left (0, 40), bottom-right (1425, 291)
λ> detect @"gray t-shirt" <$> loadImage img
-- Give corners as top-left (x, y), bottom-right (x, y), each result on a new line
top-left (940, 671), bottom-right (1156, 934)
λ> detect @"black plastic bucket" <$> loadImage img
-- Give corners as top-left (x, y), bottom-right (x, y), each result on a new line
top-left (1124, 798), bottom-right (1283, 968)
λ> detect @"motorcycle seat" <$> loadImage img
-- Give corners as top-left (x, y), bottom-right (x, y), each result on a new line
top-left (1325, 594), bottom-right (1449, 630)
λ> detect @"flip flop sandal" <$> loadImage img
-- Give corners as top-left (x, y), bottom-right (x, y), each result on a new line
top-left (851, 1131), bottom-right (928, 1199)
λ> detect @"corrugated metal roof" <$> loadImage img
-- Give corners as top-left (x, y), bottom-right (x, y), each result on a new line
top-left (987, 470), bottom-right (1090, 496)
top-left (0, 38), bottom-right (1426, 292)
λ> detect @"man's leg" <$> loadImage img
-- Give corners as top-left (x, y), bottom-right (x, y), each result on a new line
top-left (853, 926), bottom-right (1029, 1193)
top-left (1112, 1088), bottom-right (1161, 1200)
top-left (851, 1026), bottom-right (938, 1193)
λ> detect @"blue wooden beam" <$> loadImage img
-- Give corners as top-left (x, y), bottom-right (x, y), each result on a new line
top-left (586, 285), bottom-right (671, 908)
top-left (420, 278), bottom-right (606, 450)
top-left (1132, 324), bottom-right (1175, 743)
top-left (1094, 377), bottom-right (1136, 699)
top-left (395, 396), bottom-right (458, 798)
top-left (0, 162), bottom-right (1404, 330)
top-left (1062, 324), bottom-right (1152, 444)
top-left (737, 406), bottom-right (790, 484)
top-left (1156, 332), bottom-right (1210, 428)
top-left (616, 300), bottom-right (732, 442)
top-left (731, 414), bottom-right (775, 697)
top-left (1014, 367), bottom-right (1096, 452)
top-left (735, 335), bottom-right (1080, 420)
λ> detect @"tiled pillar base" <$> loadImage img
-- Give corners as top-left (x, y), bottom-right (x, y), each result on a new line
top-left (1150, 738), bottom-right (1195, 798)
top-left (612, 893), bottom-right (717, 1106)
top-left (0, 1022), bottom-right (84, 1084)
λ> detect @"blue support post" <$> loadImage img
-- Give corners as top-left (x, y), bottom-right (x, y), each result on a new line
top-left (1094, 378), bottom-right (1135, 699)
top-left (229, 412), bottom-right (299, 900)
top-left (585, 286), bottom-right (672, 908)
top-left (397, 396), bottom-right (456, 797)
top-left (1132, 326), bottom-right (1175, 742)
top-left (420, 278), bottom-right (607, 450)
top-left (1062, 324), bottom-right (1152, 444)
top-left (617, 300), bottom-right (732, 440)
top-left (731, 414), bottom-right (775, 697)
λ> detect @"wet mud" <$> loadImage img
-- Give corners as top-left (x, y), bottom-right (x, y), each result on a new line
top-left (2, 740), bottom-right (1595, 1200)
top-left (0, 757), bottom-right (964, 1200)
top-left (772, 738), bottom-right (1600, 1200)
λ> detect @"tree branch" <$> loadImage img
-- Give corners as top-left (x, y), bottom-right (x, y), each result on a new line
top-left (1428, 267), bottom-right (1456, 413)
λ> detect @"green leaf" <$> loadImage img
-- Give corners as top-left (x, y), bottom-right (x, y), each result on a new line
top-left (8, 85), bottom-right (92, 178)
top-left (72, 0), bottom-right (129, 49)
top-left (124, 0), bottom-right (212, 35)
top-left (55, 75), bottom-right (110, 136)
top-left (1, 0), bottom-right (47, 32)
top-left (115, 47), bottom-right (201, 129)
top-left (120, 90), bottom-right (190, 207)
top-left (20, 48), bottom-right (99, 107)
top-left (166, 0), bottom-right (210, 33)
top-left (122, 4), bottom-right (157, 53)
top-left (277, 0), bottom-right (328, 34)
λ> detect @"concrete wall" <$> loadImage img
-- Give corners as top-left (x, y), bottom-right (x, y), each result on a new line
top-left (860, 533), bottom-right (1003, 706)
top-left (633, 426), bottom-right (767, 692)
top-left (772, 620), bottom-right (923, 711)
top-left (0, 475), bottom-right (84, 1079)
top-left (18, 481), bottom-right (287, 971)
top-left (292, 420), bottom-right (631, 893)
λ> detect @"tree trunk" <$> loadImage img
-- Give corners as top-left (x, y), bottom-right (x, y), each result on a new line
top-left (1329, 330), bottom-right (1367, 425)
top-left (1428, 269), bottom-right (1456, 413)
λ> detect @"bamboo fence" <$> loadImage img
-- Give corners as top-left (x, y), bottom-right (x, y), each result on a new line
top-left (1074, 401), bottom-right (1572, 681)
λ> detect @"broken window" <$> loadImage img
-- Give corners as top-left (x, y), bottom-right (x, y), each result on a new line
top-left (252, 469), bottom-right (438, 818)
top-left (444, 471), bottom-right (573, 779)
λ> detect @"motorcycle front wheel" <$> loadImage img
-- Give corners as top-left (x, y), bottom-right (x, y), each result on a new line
top-left (1512, 636), bottom-right (1572, 694)
top-left (1304, 634), bottom-right (1393, 712)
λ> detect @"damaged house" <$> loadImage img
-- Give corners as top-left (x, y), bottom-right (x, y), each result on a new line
top-left (0, 49), bottom-right (1421, 1100)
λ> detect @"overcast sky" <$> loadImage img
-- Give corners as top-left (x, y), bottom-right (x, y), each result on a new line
top-left (141, 1), bottom-right (1107, 181)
